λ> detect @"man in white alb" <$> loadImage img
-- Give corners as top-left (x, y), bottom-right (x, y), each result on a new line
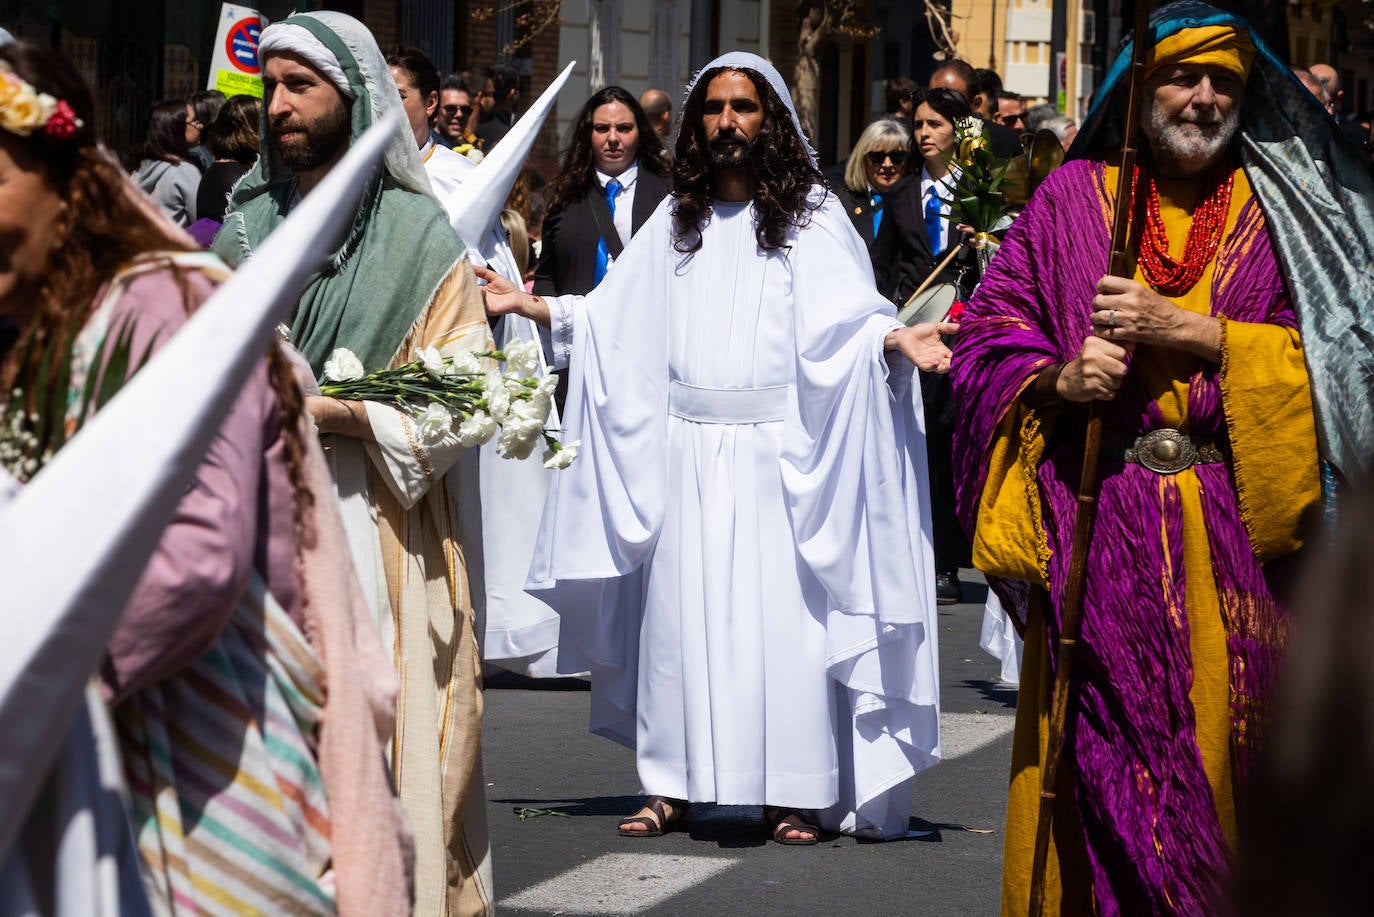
top-left (478, 52), bottom-right (950, 844)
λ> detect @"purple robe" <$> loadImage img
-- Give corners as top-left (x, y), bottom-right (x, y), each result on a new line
top-left (952, 158), bottom-right (1305, 913)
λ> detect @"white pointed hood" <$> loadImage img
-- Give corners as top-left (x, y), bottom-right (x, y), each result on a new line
top-left (0, 114), bottom-right (400, 859)
top-left (445, 60), bottom-right (577, 248)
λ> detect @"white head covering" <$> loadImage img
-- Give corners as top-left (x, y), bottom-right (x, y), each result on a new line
top-left (682, 51), bottom-right (818, 167)
top-left (257, 22), bottom-right (356, 100)
top-left (255, 11), bottom-right (431, 197)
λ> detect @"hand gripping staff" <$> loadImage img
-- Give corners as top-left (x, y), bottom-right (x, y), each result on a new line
top-left (1026, 1), bottom-right (1154, 913)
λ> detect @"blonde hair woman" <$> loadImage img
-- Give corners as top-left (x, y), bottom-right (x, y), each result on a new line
top-left (833, 118), bottom-right (910, 272)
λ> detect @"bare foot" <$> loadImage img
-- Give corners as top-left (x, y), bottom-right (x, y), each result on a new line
top-left (764, 807), bottom-right (820, 845)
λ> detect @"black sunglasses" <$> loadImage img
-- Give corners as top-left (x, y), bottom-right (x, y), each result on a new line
top-left (866, 149), bottom-right (909, 166)
top-left (908, 87), bottom-right (970, 107)
top-left (442, 104), bottom-right (474, 117)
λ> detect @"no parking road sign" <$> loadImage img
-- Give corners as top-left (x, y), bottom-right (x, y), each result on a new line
top-left (208, 4), bottom-right (265, 98)
top-left (225, 18), bottom-right (261, 73)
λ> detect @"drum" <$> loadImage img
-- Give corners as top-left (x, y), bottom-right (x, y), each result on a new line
top-left (896, 282), bottom-right (958, 326)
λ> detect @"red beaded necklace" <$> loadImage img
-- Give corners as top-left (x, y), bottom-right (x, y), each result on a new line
top-left (1129, 160), bottom-right (1233, 296)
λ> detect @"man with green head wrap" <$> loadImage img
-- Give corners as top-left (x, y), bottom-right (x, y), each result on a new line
top-left (214, 11), bottom-right (494, 916)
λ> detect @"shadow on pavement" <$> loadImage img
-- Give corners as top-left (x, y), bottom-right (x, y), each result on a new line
top-left (962, 679), bottom-right (1019, 710)
top-left (484, 671), bottom-right (591, 691)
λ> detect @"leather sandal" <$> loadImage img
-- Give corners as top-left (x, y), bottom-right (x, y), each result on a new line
top-left (617, 795), bottom-right (689, 838)
top-left (763, 807), bottom-right (820, 846)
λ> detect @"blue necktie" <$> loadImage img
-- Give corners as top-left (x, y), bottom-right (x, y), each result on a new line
top-left (924, 186), bottom-right (943, 255)
top-left (871, 192), bottom-right (884, 237)
top-left (594, 178), bottom-right (622, 285)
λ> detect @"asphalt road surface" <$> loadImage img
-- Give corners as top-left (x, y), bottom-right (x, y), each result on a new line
top-left (482, 569), bottom-right (1018, 916)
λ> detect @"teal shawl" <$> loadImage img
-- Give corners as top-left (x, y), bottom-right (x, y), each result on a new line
top-left (1073, 0), bottom-right (1374, 484)
top-left (212, 12), bottom-right (465, 377)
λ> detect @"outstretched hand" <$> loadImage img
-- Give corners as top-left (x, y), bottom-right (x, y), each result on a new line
top-left (472, 264), bottom-right (527, 317)
top-left (886, 322), bottom-right (958, 373)
top-left (472, 264), bottom-right (552, 327)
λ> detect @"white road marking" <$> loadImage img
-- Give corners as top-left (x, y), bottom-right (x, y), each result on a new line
top-left (502, 852), bottom-right (738, 915)
top-left (941, 711), bottom-right (1016, 760)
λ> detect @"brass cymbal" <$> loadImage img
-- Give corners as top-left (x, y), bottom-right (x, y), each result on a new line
top-left (1028, 128), bottom-right (1066, 195)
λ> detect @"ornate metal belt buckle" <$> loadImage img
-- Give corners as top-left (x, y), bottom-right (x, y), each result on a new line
top-left (1129, 429), bottom-right (1197, 474)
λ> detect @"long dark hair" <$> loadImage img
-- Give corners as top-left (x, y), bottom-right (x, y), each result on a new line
top-left (140, 98), bottom-right (191, 164)
top-left (542, 86), bottom-right (671, 219)
top-left (908, 87), bottom-right (972, 161)
top-left (671, 67), bottom-right (824, 253)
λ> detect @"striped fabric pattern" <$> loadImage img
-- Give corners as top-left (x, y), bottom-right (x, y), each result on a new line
top-left (116, 572), bottom-right (336, 916)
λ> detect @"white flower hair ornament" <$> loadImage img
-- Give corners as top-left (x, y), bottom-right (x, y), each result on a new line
top-left (0, 60), bottom-right (83, 139)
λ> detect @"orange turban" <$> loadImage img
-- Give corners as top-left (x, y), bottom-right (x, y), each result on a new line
top-left (1146, 24), bottom-right (1256, 81)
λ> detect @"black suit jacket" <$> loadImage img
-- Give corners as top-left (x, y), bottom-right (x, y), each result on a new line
top-left (533, 169), bottom-right (671, 296)
top-left (981, 115), bottom-right (1023, 159)
top-left (869, 174), bottom-right (975, 305)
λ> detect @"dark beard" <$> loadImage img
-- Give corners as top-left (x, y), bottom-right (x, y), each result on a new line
top-left (273, 102), bottom-right (351, 173)
top-left (708, 133), bottom-right (756, 169)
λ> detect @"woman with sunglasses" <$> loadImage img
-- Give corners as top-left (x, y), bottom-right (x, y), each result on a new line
top-left (872, 87), bottom-right (978, 306)
top-left (834, 118), bottom-right (910, 277)
top-left (872, 87), bottom-right (977, 606)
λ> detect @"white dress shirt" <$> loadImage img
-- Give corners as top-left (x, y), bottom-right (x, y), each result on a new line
top-left (919, 166), bottom-right (958, 252)
top-left (594, 161), bottom-right (639, 263)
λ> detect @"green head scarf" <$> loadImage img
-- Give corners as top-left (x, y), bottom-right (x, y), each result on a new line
top-left (213, 10), bottom-right (466, 378)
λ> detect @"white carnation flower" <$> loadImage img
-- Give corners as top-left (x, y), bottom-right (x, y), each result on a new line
top-left (449, 349), bottom-right (483, 376)
top-left (503, 339), bottom-right (541, 379)
top-left (542, 439), bottom-right (580, 469)
top-left (496, 421), bottom-right (541, 460)
top-left (526, 372), bottom-right (558, 424)
top-left (485, 370), bottom-right (510, 421)
top-left (418, 345), bottom-right (447, 378)
top-left (323, 348), bottom-right (365, 382)
top-left (415, 402), bottom-right (453, 445)
top-left (456, 410), bottom-right (498, 447)
top-left (506, 397), bottom-right (542, 426)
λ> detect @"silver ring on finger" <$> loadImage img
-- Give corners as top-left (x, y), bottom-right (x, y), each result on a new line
top-left (1108, 309), bottom-right (1117, 329)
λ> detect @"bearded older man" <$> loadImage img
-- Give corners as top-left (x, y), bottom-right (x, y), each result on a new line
top-left (952, 1), bottom-right (1374, 913)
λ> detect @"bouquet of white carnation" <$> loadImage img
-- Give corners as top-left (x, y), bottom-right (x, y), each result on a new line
top-left (318, 340), bottom-right (578, 469)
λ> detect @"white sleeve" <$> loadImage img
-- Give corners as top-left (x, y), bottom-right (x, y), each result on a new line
top-left (545, 294), bottom-right (581, 371)
top-left (363, 402), bottom-right (465, 511)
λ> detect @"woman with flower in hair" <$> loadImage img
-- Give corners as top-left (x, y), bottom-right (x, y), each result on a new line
top-left (0, 42), bottom-right (410, 915)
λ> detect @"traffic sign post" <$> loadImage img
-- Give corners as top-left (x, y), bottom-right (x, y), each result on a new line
top-left (208, 4), bottom-right (265, 98)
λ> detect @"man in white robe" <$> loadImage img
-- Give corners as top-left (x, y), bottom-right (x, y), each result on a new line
top-left (478, 52), bottom-right (951, 842)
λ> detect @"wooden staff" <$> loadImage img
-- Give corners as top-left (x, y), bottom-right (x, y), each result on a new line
top-left (1026, 0), bottom-right (1154, 912)
top-left (903, 245), bottom-right (964, 309)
